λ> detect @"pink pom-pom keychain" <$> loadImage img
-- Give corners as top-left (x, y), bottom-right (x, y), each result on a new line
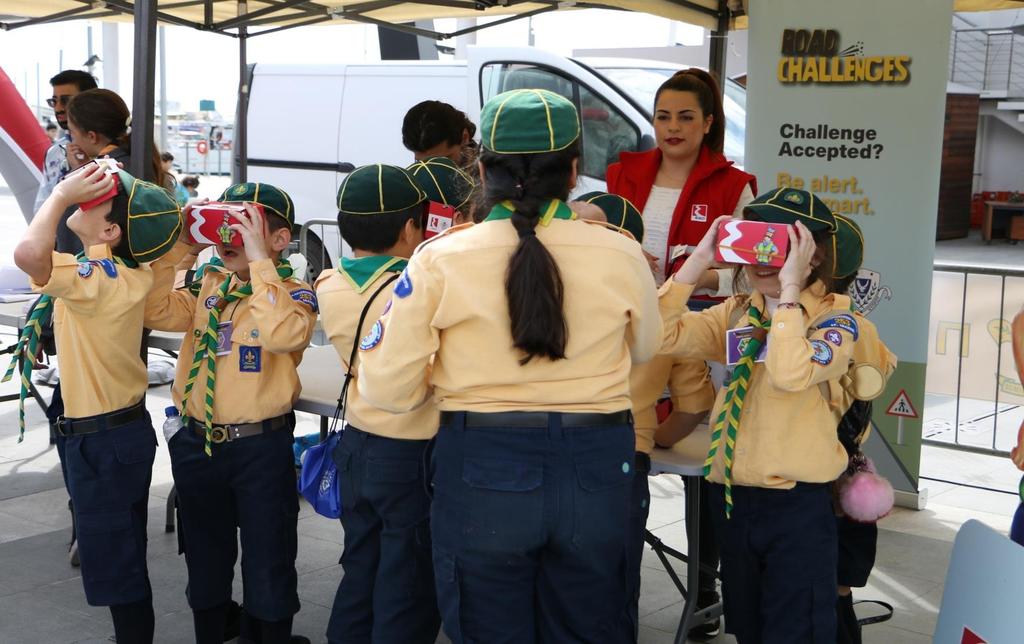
top-left (838, 455), bottom-right (894, 523)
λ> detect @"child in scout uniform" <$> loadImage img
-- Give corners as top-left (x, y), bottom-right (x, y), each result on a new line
top-left (357, 89), bottom-right (662, 644)
top-left (577, 191), bottom-right (718, 640)
top-left (658, 187), bottom-right (864, 643)
top-left (13, 162), bottom-right (182, 644)
top-left (315, 164), bottom-right (442, 644)
top-left (829, 214), bottom-right (897, 644)
top-left (143, 182), bottom-right (317, 644)
top-left (407, 155), bottom-right (477, 226)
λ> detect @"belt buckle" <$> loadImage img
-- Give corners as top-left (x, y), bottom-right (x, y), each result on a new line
top-left (210, 426), bottom-right (228, 444)
top-left (55, 416), bottom-right (68, 436)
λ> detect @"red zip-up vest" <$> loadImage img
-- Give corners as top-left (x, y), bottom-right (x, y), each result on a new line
top-left (607, 146), bottom-right (756, 286)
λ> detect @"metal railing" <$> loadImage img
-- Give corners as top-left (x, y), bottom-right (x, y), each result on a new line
top-left (925, 260), bottom-right (1024, 457)
top-left (949, 28), bottom-right (1024, 96)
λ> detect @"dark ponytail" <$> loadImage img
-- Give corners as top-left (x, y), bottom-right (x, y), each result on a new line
top-left (653, 68), bottom-right (726, 154)
top-left (67, 89), bottom-right (168, 188)
top-left (479, 142), bottom-right (580, 364)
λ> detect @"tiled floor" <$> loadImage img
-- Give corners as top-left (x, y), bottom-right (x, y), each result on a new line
top-left (0, 370), bottom-right (1019, 643)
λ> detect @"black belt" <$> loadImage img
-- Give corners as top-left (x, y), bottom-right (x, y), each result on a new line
top-left (189, 413), bottom-right (293, 444)
top-left (442, 410), bottom-right (631, 428)
top-left (56, 401), bottom-right (147, 437)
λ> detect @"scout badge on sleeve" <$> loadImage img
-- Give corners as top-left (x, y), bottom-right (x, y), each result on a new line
top-left (715, 219), bottom-right (790, 267)
top-left (187, 202), bottom-right (266, 247)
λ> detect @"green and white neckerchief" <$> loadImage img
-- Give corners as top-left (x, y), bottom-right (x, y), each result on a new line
top-left (338, 256), bottom-right (408, 294)
top-left (2, 253), bottom-right (137, 442)
top-left (705, 304), bottom-right (771, 518)
top-left (181, 259), bottom-right (293, 456)
top-left (483, 199), bottom-right (577, 224)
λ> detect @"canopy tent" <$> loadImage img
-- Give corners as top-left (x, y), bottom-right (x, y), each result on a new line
top-left (0, 0), bottom-right (1021, 184)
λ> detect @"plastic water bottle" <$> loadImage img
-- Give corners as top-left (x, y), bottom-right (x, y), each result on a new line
top-left (162, 406), bottom-right (183, 443)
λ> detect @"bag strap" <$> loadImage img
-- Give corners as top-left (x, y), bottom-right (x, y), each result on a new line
top-left (328, 271), bottom-right (401, 435)
top-left (854, 599), bottom-right (894, 627)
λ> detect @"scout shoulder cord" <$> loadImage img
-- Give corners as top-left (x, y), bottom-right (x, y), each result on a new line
top-left (329, 272), bottom-right (400, 434)
top-left (181, 259), bottom-right (294, 456)
top-left (2, 255), bottom-right (136, 442)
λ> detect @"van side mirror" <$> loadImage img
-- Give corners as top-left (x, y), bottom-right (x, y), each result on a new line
top-left (639, 134), bottom-right (656, 151)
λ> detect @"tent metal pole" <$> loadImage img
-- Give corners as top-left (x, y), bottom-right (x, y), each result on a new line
top-left (708, 0), bottom-right (729, 81)
top-left (236, 2), bottom-right (249, 183)
top-left (131, 0), bottom-right (158, 181)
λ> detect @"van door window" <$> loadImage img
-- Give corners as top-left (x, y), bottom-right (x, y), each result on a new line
top-left (479, 63), bottom-right (640, 182)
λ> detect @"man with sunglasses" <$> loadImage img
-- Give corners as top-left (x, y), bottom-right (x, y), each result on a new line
top-left (34, 70), bottom-right (98, 213)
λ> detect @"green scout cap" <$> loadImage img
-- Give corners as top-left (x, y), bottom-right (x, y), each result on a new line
top-left (117, 170), bottom-right (182, 263)
top-left (480, 89), bottom-right (580, 155)
top-left (833, 214), bottom-right (864, 279)
top-left (337, 164), bottom-right (426, 216)
top-left (218, 182), bottom-right (296, 227)
top-left (578, 191), bottom-right (644, 243)
top-left (407, 157), bottom-right (475, 211)
top-left (743, 188), bottom-right (837, 233)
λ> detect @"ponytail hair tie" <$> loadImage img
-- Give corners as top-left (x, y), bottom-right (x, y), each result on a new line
top-left (518, 227), bottom-right (536, 239)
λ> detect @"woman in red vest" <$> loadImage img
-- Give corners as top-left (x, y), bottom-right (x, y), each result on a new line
top-left (607, 69), bottom-right (755, 307)
top-left (607, 68), bottom-right (756, 640)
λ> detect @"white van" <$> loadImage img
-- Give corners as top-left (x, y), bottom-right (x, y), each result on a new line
top-left (243, 47), bottom-right (747, 274)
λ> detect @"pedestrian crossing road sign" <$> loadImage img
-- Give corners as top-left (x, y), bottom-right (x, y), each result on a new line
top-left (885, 389), bottom-right (918, 419)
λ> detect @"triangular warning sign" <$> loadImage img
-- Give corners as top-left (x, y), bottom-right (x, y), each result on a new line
top-left (961, 625), bottom-right (987, 644)
top-left (885, 389), bottom-right (919, 419)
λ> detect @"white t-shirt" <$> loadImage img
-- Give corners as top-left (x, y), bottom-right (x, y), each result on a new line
top-left (640, 184), bottom-right (754, 290)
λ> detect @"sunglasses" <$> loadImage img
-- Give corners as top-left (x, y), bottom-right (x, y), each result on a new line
top-left (46, 95), bottom-right (73, 108)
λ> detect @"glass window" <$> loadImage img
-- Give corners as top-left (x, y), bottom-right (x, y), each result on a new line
top-left (480, 63), bottom-right (640, 181)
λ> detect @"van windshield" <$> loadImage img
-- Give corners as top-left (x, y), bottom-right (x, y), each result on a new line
top-left (595, 66), bottom-right (747, 167)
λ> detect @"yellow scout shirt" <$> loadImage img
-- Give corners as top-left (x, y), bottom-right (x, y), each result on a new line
top-left (357, 214), bottom-right (662, 414)
top-left (144, 242), bottom-right (316, 423)
top-left (32, 245), bottom-right (152, 418)
top-left (630, 357), bottom-right (715, 454)
top-left (658, 280), bottom-right (852, 488)
top-left (315, 256), bottom-right (439, 440)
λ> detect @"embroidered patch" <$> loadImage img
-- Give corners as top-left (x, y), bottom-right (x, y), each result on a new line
top-left (239, 345), bottom-right (261, 372)
top-left (359, 320), bottom-right (384, 351)
top-left (784, 191), bottom-right (804, 205)
top-left (393, 270), bottom-right (413, 299)
top-left (824, 329), bottom-right (843, 346)
top-left (205, 295), bottom-right (219, 309)
top-left (97, 259), bottom-right (118, 278)
top-left (817, 314), bottom-right (859, 341)
top-left (810, 340), bottom-right (833, 366)
top-left (691, 204), bottom-right (708, 222)
top-left (77, 263), bottom-right (93, 278)
top-left (290, 288), bottom-right (319, 313)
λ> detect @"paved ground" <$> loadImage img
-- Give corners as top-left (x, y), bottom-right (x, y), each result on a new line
top-left (1, 178), bottom-right (1021, 642)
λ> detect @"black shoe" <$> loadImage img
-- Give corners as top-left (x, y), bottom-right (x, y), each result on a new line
top-left (223, 600), bottom-right (241, 642)
top-left (687, 589), bottom-right (721, 640)
top-left (289, 637), bottom-right (311, 644)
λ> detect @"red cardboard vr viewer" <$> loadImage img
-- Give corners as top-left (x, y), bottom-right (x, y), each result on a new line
top-left (715, 219), bottom-right (791, 267)
top-left (186, 202), bottom-right (265, 247)
top-left (75, 158), bottom-right (121, 211)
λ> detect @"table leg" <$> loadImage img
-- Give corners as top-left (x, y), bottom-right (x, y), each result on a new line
top-left (984, 204), bottom-right (994, 244)
top-left (673, 474), bottom-right (701, 644)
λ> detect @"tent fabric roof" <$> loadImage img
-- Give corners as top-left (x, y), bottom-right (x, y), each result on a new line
top-left (0, 0), bottom-right (727, 34)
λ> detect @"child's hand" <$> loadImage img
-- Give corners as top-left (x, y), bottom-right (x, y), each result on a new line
top-left (230, 203), bottom-right (270, 263)
top-left (672, 215), bottom-right (731, 284)
top-left (52, 163), bottom-right (113, 208)
top-left (778, 221), bottom-right (816, 291)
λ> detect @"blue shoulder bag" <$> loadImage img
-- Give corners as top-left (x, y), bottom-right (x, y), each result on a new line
top-left (298, 273), bottom-right (400, 519)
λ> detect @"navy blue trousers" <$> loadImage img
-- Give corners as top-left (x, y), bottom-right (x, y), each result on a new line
top-left (63, 407), bottom-right (156, 606)
top-left (708, 481), bottom-right (837, 644)
top-left (168, 417), bottom-right (300, 621)
top-left (430, 412), bottom-right (635, 644)
top-left (326, 426), bottom-right (439, 644)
